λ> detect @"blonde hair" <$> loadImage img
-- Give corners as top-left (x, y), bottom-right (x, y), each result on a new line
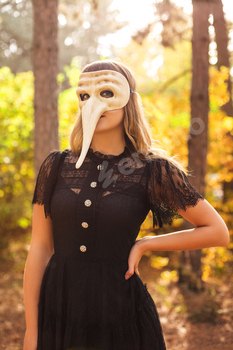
top-left (69, 60), bottom-right (188, 177)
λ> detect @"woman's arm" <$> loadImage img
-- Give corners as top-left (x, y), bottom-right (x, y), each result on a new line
top-left (125, 199), bottom-right (229, 279)
top-left (23, 204), bottom-right (54, 349)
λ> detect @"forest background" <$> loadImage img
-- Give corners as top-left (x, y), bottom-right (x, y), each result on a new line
top-left (0, 0), bottom-right (233, 349)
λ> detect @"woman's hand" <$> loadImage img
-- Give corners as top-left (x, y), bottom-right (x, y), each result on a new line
top-left (125, 237), bottom-right (150, 280)
top-left (23, 328), bottom-right (38, 350)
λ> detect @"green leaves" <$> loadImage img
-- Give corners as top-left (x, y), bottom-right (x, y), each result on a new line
top-left (0, 67), bottom-right (34, 238)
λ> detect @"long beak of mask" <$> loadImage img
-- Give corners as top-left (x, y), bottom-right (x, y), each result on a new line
top-left (75, 70), bottom-right (131, 169)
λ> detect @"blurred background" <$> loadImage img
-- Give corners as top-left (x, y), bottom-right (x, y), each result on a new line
top-left (0, 0), bottom-right (233, 349)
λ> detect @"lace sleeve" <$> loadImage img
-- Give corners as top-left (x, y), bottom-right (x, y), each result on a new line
top-left (147, 158), bottom-right (204, 228)
top-left (32, 150), bottom-right (61, 218)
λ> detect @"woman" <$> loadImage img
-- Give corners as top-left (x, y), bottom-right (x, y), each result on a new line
top-left (23, 60), bottom-right (229, 350)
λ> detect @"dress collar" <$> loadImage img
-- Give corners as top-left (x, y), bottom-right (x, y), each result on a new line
top-left (87, 146), bottom-right (130, 163)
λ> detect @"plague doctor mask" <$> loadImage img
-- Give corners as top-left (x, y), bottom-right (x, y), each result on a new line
top-left (75, 70), bottom-right (133, 169)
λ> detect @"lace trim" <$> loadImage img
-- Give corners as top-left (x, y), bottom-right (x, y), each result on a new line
top-left (87, 146), bottom-right (130, 163)
top-left (89, 146), bottom-right (127, 158)
top-left (32, 150), bottom-right (68, 218)
top-left (32, 151), bottom-right (59, 207)
top-left (147, 158), bottom-right (204, 228)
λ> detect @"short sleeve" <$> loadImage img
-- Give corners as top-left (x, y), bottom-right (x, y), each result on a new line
top-left (32, 150), bottom-right (62, 218)
top-left (147, 158), bottom-right (204, 228)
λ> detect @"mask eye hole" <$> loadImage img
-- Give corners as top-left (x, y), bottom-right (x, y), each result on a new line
top-left (100, 90), bottom-right (114, 98)
top-left (80, 93), bottom-right (90, 101)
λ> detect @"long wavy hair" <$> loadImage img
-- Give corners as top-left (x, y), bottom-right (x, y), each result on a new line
top-left (69, 60), bottom-right (188, 176)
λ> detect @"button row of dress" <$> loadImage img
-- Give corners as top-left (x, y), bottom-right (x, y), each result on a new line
top-left (79, 166), bottom-right (101, 253)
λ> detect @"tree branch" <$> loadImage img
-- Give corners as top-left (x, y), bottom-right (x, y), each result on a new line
top-left (159, 68), bottom-right (191, 93)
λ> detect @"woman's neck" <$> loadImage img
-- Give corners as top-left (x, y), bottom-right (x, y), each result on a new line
top-left (90, 137), bottom-right (126, 156)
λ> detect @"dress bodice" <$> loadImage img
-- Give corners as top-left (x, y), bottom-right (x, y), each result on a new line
top-left (32, 145), bottom-right (204, 231)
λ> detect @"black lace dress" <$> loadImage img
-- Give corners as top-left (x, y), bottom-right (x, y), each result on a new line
top-left (32, 146), bottom-right (204, 350)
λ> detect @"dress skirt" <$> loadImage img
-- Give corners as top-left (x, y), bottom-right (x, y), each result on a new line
top-left (37, 253), bottom-right (166, 350)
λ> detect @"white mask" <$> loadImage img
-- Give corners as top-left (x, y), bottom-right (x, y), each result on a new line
top-left (75, 70), bottom-right (131, 169)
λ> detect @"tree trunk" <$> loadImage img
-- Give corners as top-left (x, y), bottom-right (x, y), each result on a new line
top-left (32, 0), bottom-right (59, 176)
top-left (211, 0), bottom-right (233, 203)
top-left (189, 1), bottom-right (210, 195)
top-left (212, 0), bottom-right (233, 117)
top-left (179, 0), bottom-right (211, 291)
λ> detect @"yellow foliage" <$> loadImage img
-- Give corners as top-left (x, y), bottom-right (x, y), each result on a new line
top-left (209, 66), bottom-right (231, 107)
top-left (202, 246), bottom-right (233, 280)
top-left (160, 270), bottom-right (178, 283)
top-left (151, 256), bottom-right (169, 269)
top-left (222, 116), bottom-right (233, 132)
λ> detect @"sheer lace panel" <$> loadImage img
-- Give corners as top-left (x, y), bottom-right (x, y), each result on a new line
top-left (57, 150), bottom-right (148, 197)
top-left (147, 158), bottom-right (204, 228)
top-left (57, 151), bottom-right (90, 190)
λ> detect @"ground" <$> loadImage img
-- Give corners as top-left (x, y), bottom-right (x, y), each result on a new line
top-left (0, 237), bottom-right (233, 350)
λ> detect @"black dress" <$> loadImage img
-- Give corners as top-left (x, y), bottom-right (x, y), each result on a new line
top-left (32, 146), bottom-right (204, 350)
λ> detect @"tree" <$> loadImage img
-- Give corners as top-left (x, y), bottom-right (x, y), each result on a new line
top-left (211, 0), bottom-right (233, 203)
top-left (179, 0), bottom-right (212, 291)
top-left (32, 0), bottom-right (59, 174)
top-left (212, 0), bottom-right (233, 117)
top-left (132, 0), bottom-right (190, 47)
top-left (0, 0), bottom-right (125, 74)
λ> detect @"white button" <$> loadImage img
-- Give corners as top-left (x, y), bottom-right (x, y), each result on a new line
top-left (97, 164), bottom-right (103, 170)
top-left (81, 222), bottom-right (89, 228)
top-left (84, 199), bottom-right (92, 207)
top-left (90, 182), bottom-right (97, 188)
top-left (80, 245), bottom-right (87, 252)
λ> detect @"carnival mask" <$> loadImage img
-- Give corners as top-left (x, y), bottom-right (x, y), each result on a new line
top-left (75, 70), bottom-right (131, 169)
